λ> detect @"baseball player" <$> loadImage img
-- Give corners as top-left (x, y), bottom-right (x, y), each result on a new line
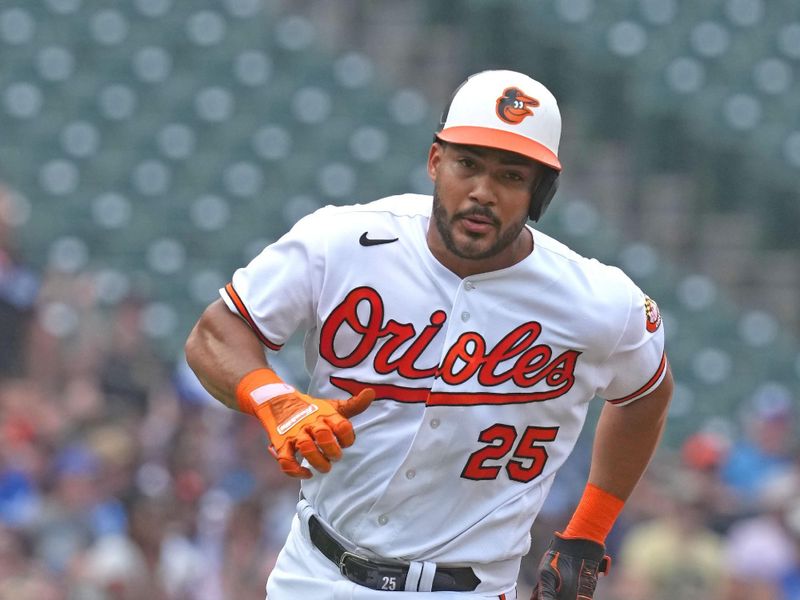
top-left (185, 69), bottom-right (673, 600)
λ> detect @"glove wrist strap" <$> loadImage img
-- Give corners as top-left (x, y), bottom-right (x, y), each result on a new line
top-left (235, 367), bottom-right (296, 415)
top-left (551, 533), bottom-right (606, 562)
top-left (550, 533), bottom-right (612, 579)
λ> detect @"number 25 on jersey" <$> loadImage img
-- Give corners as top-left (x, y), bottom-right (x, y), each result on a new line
top-left (461, 424), bottom-right (559, 483)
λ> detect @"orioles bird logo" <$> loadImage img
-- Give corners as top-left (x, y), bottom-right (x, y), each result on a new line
top-left (644, 296), bottom-right (662, 333)
top-left (496, 87), bottom-right (540, 124)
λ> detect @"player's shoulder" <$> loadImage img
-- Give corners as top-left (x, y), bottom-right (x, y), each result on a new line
top-left (533, 232), bottom-right (656, 353)
top-left (534, 231), bottom-right (635, 289)
top-left (533, 230), bottom-right (642, 320)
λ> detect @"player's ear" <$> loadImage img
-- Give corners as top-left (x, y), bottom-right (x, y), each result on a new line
top-left (428, 141), bottom-right (443, 181)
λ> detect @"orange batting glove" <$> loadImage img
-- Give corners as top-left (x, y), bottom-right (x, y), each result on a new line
top-left (236, 368), bottom-right (375, 478)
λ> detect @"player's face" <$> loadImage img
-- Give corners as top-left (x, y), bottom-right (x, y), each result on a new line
top-left (427, 141), bottom-right (538, 276)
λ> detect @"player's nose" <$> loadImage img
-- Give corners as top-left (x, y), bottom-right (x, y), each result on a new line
top-left (467, 172), bottom-right (497, 206)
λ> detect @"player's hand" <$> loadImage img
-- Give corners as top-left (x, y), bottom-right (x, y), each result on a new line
top-left (530, 534), bottom-right (610, 600)
top-left (255, 387), bottom-right (375, 478)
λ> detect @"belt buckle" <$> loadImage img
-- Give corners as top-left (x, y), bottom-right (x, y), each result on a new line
top-left (338, 551), bottom-right (358, 576)
top-left (339, 551), bottom-right (406, 592)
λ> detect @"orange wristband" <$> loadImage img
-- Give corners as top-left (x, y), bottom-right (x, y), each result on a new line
top-left (562, 483), bottom-right (624, 544)
top-left (235, 368), bottom-right (296, 415)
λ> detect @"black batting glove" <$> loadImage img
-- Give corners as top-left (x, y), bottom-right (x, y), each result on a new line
top-left (530, 533), bottom-right (611, 600)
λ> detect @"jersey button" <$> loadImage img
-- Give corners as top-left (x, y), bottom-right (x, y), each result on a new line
top-left (464, 281), bottom-right (475, 291)
top-left (405, 469), bottom-right (416, 479)
top-left (378, 515), bottom-right (389, 526)
top-left (461, 311), bottom-right (470, 322)
top-left (430, 418), bottom-right (440, 429)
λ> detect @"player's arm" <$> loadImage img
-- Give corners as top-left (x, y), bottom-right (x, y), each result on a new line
top-left (185, 299), bottom-right (374, 478)
top-left (532, 368), bottom-right (673, 600)
top-left (585, 363), bottom-right (673, 503)
top-left (185, 298), bottom-right (270, 410)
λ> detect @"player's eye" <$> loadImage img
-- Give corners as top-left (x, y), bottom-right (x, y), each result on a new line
top-left (504, 170), bottom-right (524, 182)
top-left (457, 157), bottom-right (476, 169)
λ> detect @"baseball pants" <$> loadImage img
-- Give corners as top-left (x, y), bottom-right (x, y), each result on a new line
top-left (265, 514), bottom-right (518, 600)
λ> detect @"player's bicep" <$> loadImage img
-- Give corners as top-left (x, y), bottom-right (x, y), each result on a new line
top-left (185, 299), bottom-right (270, 406)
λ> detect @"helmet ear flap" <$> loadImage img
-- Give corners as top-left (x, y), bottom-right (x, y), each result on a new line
top-left (529, 169), bottom-right (559, 222)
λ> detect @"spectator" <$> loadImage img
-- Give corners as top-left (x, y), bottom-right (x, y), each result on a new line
top-left (680, 429), bottom-right (739, 532)
top-left (721, 383), bottom-right (797, 505)
top-left (218, 499), bottom-right (272, 599)
top-left (721, 470), bottom-right (800, 600)
top-left (30, 445), bottom-right (103, 574)
top-left (0, 186), bottom-right (39, 379)
top-left (610, 466), bottom-right (726, 600)
top-left (781, 497), bottom-right (800, 599)
top-left (99, 298), bottom-right (166, 419)
top-left (76, 534), bottom-right (150, 600)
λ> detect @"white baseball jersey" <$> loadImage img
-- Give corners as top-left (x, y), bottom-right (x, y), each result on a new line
top-left (220, 194), bottom-right (666, 592)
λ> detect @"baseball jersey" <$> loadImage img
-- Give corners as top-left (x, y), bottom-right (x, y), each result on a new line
top-left (220, 194), bottom-right (666, 587)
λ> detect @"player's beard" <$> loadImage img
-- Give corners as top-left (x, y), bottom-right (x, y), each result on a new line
top-left (432, 188), bottom-right (529, 261)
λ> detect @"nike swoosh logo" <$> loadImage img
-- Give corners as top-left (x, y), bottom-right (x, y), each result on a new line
top-left (359, 232), bottom-right (399, 246)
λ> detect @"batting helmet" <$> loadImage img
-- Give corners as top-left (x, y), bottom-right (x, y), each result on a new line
top-left (435, 70), bottom-right (562, 222)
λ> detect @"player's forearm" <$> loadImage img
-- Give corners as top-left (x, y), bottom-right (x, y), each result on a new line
top-left (560, 368), bottom-right (673, 545)
top-left (587, 366), bottom-right (673, 500)
top-left (185, 298), bottom-right (270, 411)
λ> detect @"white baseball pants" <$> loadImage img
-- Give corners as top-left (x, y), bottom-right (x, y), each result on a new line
top-left (265, 514), bottom-right (518, 600)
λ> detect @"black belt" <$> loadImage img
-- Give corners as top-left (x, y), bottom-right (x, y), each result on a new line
top-left (308, 515), bottom-right (480, 592)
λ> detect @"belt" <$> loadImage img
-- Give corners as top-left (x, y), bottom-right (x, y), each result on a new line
top-left (308, 515), bottom-right (480, 592)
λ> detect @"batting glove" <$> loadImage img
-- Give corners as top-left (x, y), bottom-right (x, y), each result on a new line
top-left (237, 368), bottom-right (375, 478)
top-left (530, 533), bottom-right (610, 600)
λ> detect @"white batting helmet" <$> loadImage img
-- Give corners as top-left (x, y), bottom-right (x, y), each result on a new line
top-left (435, 70), bottom-right (563, 220)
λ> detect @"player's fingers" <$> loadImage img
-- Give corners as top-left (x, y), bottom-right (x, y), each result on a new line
top-left (278, 459), bottom-right (311, 478)
top-left (528, 583), bottom-right (537, 600)
top-left (530, 582), bottom-right (556, 600)
top-left (295, 430), bottom-right (332, 473)
top-left (325, 414), bottom-right (356, 448)
top-left (310, 422), bottom-right (343, 462)
top-left (529, 583), bottom-right (541, 600)
top-left (534, 566), bottom-right (560, 600)
top-left (335, 388), bottom-right (375, 419)
top-left (274, 442), bottom-right (312, 479)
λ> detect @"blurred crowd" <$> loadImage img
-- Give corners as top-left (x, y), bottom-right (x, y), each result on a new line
top-left (0, 188), bottom-right (300, 599)
top-left (1, 187), bottom-right (799, 600)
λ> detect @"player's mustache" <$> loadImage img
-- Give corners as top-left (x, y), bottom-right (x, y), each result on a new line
top-left (454, 207), bottom-right (500, 226)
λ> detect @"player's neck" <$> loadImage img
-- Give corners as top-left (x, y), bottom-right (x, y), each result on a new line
top-left (426, 226), bottom-right (534, 279)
